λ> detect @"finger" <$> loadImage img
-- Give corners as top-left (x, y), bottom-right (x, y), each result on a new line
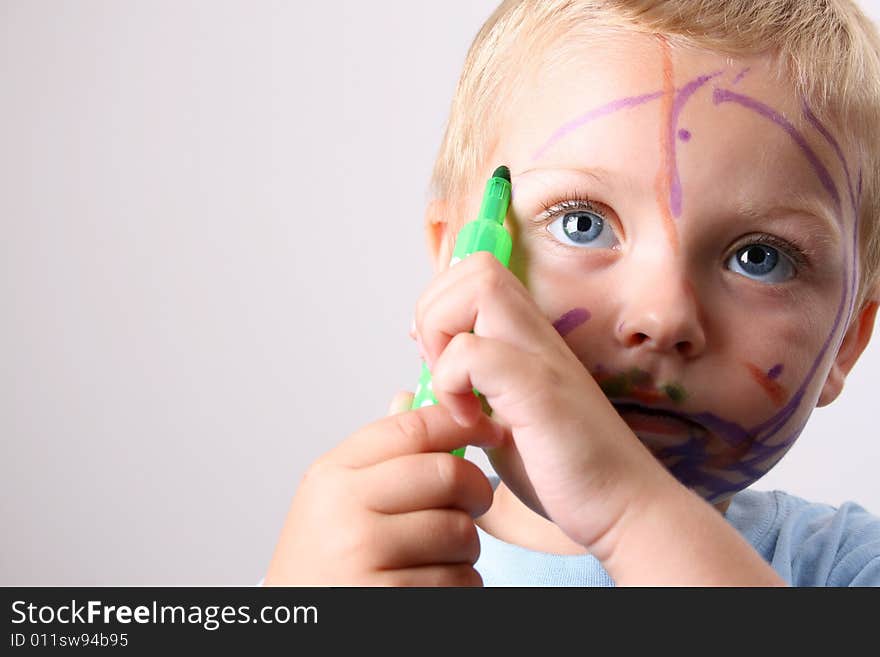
top-left (331, 403), bottom-right (510, 469)
top-left (370, 509), bottom-right (481, 569)
top-left (431, 332), bottom-right (563, 428)
top-left (372, 563), bottom-right (483, 587)
top-left (387, 390), bottom-right (414, 416)
top-left (415, 252), bottom-right (558, 368)
top-left (360, 452), bottom-right (494, 516)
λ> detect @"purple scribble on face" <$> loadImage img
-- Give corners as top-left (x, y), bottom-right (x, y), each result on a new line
top-left (803, 100), bottom-right (861, 325)
top-left (678, 128), bottom-right (691, 141)
top-left (667, 72), bottom-right (723, 218)
top-left (714, 89), bottom-right (842, 211)
top-left (527, 66), bottom-right (857, 504)
top-left (553, 308), bottom-right (591, 336)
top-left (732, 67), bottom-right (751, 85)
top-left (654, 88), bottom-right (853, 503)
top-left (802, 102), bottom-right (856, 215)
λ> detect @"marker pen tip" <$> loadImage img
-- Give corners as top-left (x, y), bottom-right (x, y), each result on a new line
top-left (492, 165), bottom-right (510, 182)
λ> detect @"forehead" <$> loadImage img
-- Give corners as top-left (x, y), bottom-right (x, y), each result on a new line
top-left (499, 32), bottom-right (849, 230)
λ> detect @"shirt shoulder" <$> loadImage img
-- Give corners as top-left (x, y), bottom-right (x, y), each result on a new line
top-left (728, 488), bottom-right (880, 586)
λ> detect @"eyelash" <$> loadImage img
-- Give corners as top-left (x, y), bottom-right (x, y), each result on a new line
top-left (536, 193), bottom-right (608, 224)
top-left (729, 232), bottom-right (810, 272)
top-left (534, 194), bottom-right (812, 273)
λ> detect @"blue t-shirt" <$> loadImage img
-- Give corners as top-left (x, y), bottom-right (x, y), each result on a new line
top-left (475, 479), bottom-right (880, 586)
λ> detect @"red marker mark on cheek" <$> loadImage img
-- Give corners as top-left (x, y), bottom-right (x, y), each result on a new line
top-left (744, 362), bottom-right (788, 407)
top-left (552, 308), bottom-right (591, 336)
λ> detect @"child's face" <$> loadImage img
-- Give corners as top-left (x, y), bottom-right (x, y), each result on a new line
top-left (430, 32), bottom-right (877, 506)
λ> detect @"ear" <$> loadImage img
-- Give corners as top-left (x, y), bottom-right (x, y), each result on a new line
top-left (817, 295), bottom-right (879, 407)
top-left (425, 198), bottom-right (455, 274)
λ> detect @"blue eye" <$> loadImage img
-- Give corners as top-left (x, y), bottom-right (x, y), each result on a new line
top-left (548, 209), bottom-right (619, 249)
top-left (728, 243), bottom-right (795, 283)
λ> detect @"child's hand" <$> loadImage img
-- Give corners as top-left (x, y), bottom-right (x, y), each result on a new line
top-left (414, 252), bottom-right (678, 558)
top-left (262, 391), bottom-right (508, 586)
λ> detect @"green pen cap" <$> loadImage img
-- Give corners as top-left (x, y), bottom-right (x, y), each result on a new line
top-left (451, 165), bottom-right (512, 266)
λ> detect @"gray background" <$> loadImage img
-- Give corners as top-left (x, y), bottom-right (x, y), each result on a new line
top-left (2, 0), bottom-right (879, 585)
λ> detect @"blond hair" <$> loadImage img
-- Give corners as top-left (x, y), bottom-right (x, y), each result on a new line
top-left (431, 0), bottom-right (880, 312)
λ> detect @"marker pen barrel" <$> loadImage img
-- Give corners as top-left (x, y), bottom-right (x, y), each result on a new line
top-left (411, 165), bottom-right (513, 457)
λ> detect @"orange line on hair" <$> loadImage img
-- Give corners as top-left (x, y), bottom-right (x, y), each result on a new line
top-left (744, 362), bottom-right (787, 407)
top-left (653, 36), bottom-right (679, 254)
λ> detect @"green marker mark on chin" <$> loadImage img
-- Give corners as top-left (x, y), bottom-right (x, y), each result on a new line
top-left (662, 383), bottom-right (687, 404)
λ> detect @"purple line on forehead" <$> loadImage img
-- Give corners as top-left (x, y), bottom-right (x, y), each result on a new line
top-left (802, 102), bottom-right (856, 215)
top-left (668, 72), bottom-right (723, 217)
top-left (531, 91), bottom-right (664, 162)
top-left (552, 307), bottom-right (591, 336)
top-left (732, 67), bottom-right (751, 85)
top-left (712, 88), bottom-right (842, 213)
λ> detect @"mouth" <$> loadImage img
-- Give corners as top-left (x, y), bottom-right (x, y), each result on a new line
top-left (611, 401), bottom-right (709, 442)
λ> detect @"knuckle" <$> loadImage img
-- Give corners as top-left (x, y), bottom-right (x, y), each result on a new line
top-left (433, 452), bottom-right (464, 492)
top-left (533, 354), bottom-right (563, 388)
top-left (336, 514), bottom-right (378, 566)
top-left (472, 250), bottom-right (499, 270)
top-left (447, 331), bottom-right (477, 357)
top-left (477, 259), bottom-right (506, 293)
top-left (393, 411), bottom-right (432, 453)
top-left (413, 298), bottom-right (426, 330)
top-left (300, 457), bottom-right (335, 491)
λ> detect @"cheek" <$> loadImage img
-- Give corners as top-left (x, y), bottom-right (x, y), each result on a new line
top-left (725, 305), bottom-right (836, 413)
top-left (523, 260), bottom-right (606, 327)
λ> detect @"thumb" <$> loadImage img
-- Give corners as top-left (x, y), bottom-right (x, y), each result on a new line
top-left (387, 390), bottom-right (415, 416)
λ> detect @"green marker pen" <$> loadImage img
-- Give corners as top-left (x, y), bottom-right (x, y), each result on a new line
top-left (411, 165), bottom-right (513, 457)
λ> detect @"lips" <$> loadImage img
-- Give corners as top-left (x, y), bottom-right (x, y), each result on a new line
top-left (611, 401), bottom-right (708, 439)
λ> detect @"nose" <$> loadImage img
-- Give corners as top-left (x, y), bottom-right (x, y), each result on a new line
top-left (614, 259), bottom-right (707, 359)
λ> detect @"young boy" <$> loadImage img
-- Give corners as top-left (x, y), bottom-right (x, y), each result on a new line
top-left (265, 0), bottom-right (880, 586)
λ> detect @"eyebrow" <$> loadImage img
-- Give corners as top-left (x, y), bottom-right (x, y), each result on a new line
top-left (512, 166), bottom-right (615, 187)
top-left (513, 166), bottom-right (841, 240)
top-left (734, 192), bottom-right (841, 243)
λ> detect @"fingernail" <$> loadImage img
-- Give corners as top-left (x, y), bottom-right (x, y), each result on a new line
top-left (409, 318), bottom-right (416, 339)
top-left (451, 411), bottom-right (470, 428)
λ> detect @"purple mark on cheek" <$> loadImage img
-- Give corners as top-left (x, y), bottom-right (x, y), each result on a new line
top-left (552, 308), bottom-right (591, 336)
top-left (767, 364), bottom-right (784, 380)
top-left (677, 128), bottom-right (691, 141)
